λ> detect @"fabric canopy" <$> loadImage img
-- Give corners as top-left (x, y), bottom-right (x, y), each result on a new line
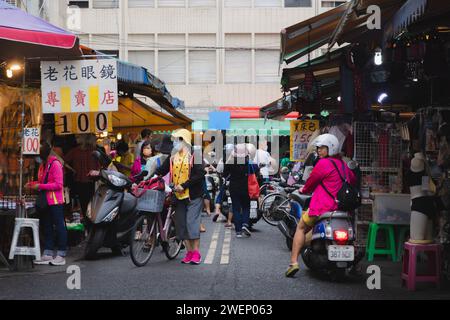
top-left (280, 2), bottom-right (349, 65)
top-left (113, 97), bottom-right (191, 132)
top-left (0, 1), bottom-right (80, 59)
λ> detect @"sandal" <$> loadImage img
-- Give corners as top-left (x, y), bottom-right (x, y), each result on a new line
top-left (212, 214), bottom-right (220, 222)
top-left (285, 263), bottom-right (300, 278)
top-left (200, 224), bottom-right (206, 233)
top-left (224, 223), bottom-right (233, 229)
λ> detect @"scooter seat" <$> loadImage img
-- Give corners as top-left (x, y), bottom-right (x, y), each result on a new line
top-left (121, 192), bottom-right (138, 213)
top-left (317, 211), bottom-right (350, 222)
top-left (289, 191), bottom-right (312, 209)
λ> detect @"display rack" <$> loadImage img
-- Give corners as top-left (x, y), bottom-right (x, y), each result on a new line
top-left (353, 122), bottom-right (404, 247)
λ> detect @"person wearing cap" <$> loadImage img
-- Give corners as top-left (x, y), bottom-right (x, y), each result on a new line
top-left (286, 134), bottom-right (356, 277)
top-left (155, 129), bottom-right (205, 265)
top-left (223, 143), bottom-right (260, 238)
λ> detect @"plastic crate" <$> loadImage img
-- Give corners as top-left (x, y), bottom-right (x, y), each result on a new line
top-left (136, 189), bottom-right (165, 213)
top-left (372, 193), bottom-right (411, 225)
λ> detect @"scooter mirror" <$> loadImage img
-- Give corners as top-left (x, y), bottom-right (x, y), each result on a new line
top-left (92, 150), bottom-right (112, 168)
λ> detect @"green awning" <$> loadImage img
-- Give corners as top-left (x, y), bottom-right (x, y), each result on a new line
top-left (192, 119), bottom-right (291, 136)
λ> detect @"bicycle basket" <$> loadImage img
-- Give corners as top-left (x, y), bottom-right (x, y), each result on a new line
top-left (136, 189), bottom-right (165, 213)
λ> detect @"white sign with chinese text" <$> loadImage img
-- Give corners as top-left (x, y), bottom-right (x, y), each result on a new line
top-left (41, 59), bottom-right (118, 114)
top-left (22, 127), bottom-right (40, 155)
top-left (290, 120), bottom-right (319, 163)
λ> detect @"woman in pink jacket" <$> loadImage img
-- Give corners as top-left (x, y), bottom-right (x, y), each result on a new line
top-left (286, 134), bottom-right (356, 277)
top-left (26, 142), bottom-right (67, 266)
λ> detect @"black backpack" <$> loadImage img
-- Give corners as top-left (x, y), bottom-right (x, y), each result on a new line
top-left (320, 159), bottom-right (361, 211)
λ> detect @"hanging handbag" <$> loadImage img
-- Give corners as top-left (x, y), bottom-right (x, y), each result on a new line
top-left (247, 162), bottom-right (260, 200)
top-left (35, 160), bottom-right (56, 213)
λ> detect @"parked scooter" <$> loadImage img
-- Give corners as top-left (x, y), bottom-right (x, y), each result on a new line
top-left (84, 150), bottom-right (147, 260)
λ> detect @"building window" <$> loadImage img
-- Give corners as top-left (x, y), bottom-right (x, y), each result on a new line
top-left (224, 0), bottom-right (251, 7)
top-left (158, 0), bottom-right (185, 7)
top-left (159, 51), bottom-right (186, 84)
top-left (128, 51), bottom-right (155, 73)
top-left (93, 0), bottom-right (119, 8)
top-left (255, 0), bottom-right (281, 7)
top-left (225, 50), bottom-right (251, 83)
top-left (68, 1), bottom-right (89, 8)
top-left (255, 50), bottom-right (280, 83)
top-left (321, 1), bottom-right (346, 7)
top-left (189, 0), bottom-right (215, 7)
top-left (189, 51), bottom-right (216, 84)
top-left (129, 0), bottom-right (155, 7)
top-left (284, 0), bottom-right (312, 7)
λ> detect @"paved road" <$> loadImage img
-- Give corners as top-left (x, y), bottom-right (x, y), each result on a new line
top-left (1, 214), bottom-right (449, 300)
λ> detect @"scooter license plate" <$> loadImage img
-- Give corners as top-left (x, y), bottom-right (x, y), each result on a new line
top-left (227, 198), bottom-right (232, 204)
top-left (250, 200), bottom-right (258, 208)
top-left (328, 245), bottom-right (354, 261)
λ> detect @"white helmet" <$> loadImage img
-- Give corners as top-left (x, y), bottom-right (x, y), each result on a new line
top-left (313, 133), bottom-right (340, 156)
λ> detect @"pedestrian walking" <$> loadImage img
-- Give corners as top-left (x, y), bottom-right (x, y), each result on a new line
top-left (134, 128), bottom-right (152, 160)
top-left (223, 144), bottom-right (259, 238)
top-left (130, 140), bottom-right (154, 181)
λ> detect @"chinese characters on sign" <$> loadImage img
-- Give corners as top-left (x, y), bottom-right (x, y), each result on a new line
top-left (41, 60), bottom-right (118, 114)
top-left (55, 112), bottom-right (112, 135)
top-left (290, 120), bottom-right (319, 163)
top-left (22, 127), bottom-right (40, 155)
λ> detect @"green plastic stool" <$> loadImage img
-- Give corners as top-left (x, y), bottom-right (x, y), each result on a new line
top-left (366, 223), bottom-right (397, 262)
top-left (396, 226), bottom-right (410, 262)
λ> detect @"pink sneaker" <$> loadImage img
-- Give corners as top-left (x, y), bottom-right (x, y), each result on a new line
top-left (181, 251), bottom-right (193, 264)
top-left (190, 250), bottom-right (202, 265)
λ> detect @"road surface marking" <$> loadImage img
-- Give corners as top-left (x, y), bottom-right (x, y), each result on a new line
top-left (204, 224), bottom-right (221, 264)
top-left (220, 228), bottom-right (231, 264)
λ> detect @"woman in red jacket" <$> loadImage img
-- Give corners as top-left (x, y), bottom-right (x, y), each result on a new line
top-left (286, 134), bottom-right (356, 277)
top-left (26, 142), bottom-right (67, 266)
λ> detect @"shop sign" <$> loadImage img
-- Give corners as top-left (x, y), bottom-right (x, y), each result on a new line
top-left (41, 59), bottom-right (118, 114)
top-left (55, 112), bottom-right (112, 135)
top-left (22, 127), bottom-right (40, 155)
top-left (290, 120), bottom-right (319, 162)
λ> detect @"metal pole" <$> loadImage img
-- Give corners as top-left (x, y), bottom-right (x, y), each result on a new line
top-left (19, 57), bottom-right (26, 219)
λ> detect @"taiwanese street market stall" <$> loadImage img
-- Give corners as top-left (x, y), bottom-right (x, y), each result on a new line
top-left (261, 0), bottom-right (450, 286)
top-left (0, 1), bottom-right (189, 269)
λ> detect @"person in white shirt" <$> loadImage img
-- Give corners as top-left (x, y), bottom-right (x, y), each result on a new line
top-left (254, 140), bottom-right (271, 182)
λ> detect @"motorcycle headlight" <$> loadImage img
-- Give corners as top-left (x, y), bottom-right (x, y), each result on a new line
top-left (103, 207), bottom-right (119, 223)
top-left (108, 174), bottom-right (127, 187)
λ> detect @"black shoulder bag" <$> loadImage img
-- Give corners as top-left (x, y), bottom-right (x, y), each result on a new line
top-left (320, 159), bottom-right (361, 211)
top-left (35, 160), bottom-right (56, 213)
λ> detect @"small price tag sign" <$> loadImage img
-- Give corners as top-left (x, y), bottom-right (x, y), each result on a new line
top-left (23, 127), bottom-right (41, 155)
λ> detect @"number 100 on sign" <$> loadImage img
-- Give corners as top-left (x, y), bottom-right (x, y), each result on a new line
top-left (55, 112), bottom-right (112, 135)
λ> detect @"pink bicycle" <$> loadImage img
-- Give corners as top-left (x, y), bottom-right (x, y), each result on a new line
top-left (130, 184), bottom-right (182, 267)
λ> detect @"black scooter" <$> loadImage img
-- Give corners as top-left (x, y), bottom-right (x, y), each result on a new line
top-left (84, 151), bottom-right (146, 260)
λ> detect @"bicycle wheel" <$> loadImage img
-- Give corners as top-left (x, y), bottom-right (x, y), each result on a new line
top-left (260, 193), bottom-right (289, 226)
top-left (130, 214), bottom-right (157, 267)
top-left (163, 214), bottom-right (182, 260)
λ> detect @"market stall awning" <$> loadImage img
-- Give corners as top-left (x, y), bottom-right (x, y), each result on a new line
top-left (113, 97), bottom-right (191, 132)
top-left (217, 106), bottom-right (298, 119)
top-left (281, 2), bottom-right (350, 65)
top-left (260, 81), bottom-right (340, 120)
top-left (0, 1), bottom-right (80, 59)
top-left (281, 45), bottom-right (346, 90)
top-left (192, 119), bottom-right (292, 136)
top-left (328, 0), bottom-right (411, 48)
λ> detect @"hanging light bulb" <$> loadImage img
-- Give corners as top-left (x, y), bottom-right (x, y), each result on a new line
top-left (117, 133), bottom-right (122, 140)
top-left (374, 47), bottom-right (383, 66)
top-left (6, 69), bottom-right (13, 78)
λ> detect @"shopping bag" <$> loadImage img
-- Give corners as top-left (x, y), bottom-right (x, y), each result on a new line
top-left (248, 163), bottom-right (260, 200)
